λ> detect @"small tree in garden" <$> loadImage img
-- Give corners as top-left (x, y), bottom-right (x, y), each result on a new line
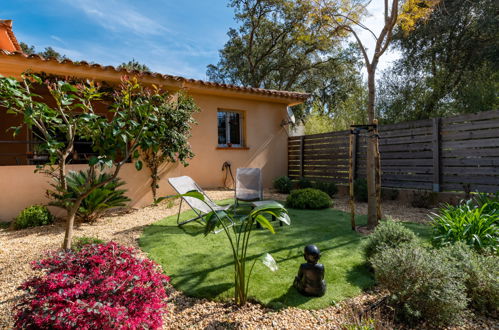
top-left (179, 192), bottom-right (290, 306)
top-left (141, 91), bottom-right (198, 202)
top-left (0, 74), bottom-right (197, 249)
top-left (308, 0), bottom-right (439, 228)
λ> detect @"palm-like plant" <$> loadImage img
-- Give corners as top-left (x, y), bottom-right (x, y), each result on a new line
top-left (49, 169), bottom-right (130, 222)
top-left (182, 191), bottom-right (290, 305)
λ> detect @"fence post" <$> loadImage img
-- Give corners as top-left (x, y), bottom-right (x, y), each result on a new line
top-left (432, 118), bottom-right (441, 192)
top-left (351, 133), bottom-right (358, 180)
top-left (299, 135), bottom-right (304, 178)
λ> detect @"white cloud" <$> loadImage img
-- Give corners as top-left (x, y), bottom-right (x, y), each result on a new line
top-left (50, 35), bottom-right (64, 43)
top-left (61, 0), bottom-right (169, 36)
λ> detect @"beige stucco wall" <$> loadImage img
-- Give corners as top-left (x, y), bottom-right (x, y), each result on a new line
top-left (0, 93), bottom-right (289, 222)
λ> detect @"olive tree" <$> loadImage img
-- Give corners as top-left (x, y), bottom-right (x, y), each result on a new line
top-left (0, 74), bottom-right (197, 249)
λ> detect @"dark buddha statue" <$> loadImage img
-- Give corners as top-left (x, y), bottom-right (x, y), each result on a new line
top-left (293, 244), bottom-right (326, 297)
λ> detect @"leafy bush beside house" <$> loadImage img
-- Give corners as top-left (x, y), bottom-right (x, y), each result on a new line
top-left (273, 176), bottom-right (293, 194)
top-left (14, 242), bottom-right (169, 329)
top-left (12, 205), bottom-right (54, 230)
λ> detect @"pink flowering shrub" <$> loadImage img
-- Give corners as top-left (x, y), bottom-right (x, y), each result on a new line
top-left (14, 242), bottom-right (170, 329)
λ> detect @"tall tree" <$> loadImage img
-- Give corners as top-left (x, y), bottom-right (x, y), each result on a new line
top-left (377, 0), bottom-right (499, 122)
top-left (207, 0), bottom-right (365, 120)
top-left (308, 0), bottom-right (439, 228)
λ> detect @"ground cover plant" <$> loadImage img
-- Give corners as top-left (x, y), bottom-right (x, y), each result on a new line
top-left (12, 205), bottom-right (54, 230)
top-left (14, 242), bottom-right (169, 329)
top-left (442, 242), bottom-right (499, 315)
top-left (371, 245), bottom-right (468, 325)
top-left (140, 201), bottom-right (431, 309)
top-left (72, 236), bottom-right (105, 251)
top-left (431, 198), bottom-right (498, 254)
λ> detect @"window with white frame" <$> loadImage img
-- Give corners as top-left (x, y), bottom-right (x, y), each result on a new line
top-left (217, 110), bottom-right (243, 147)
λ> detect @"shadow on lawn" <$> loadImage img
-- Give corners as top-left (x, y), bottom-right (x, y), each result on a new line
top-left (267, 286), bottom-right (314, 308)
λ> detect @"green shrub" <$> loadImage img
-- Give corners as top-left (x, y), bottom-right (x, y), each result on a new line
top-left (430, 200), bottom-right (498, 253)
top-left (382, 188), bottom-right (399, 201)
top-left (371, 245), bottom-right (468, 325)
top-left (313, 181), bottom-right (338, 197)
top-left (296, 177), bottom-right (313, 189)
top-left (273, 176), bottom-right (293, 194)
top-left (442, 243), bottom-right (499, 314)
top-left (13, 205), bottom-right (54, 230)
top-left (363, 221), bottom-right (418, 260)
top-left (473, 192), bottom-right (499, 216)
top-left (286, 188), bottom-right (332, 209)
top-left (411, 190), bottom-right (437, 208)
top-left (49, 170), bottom-right (131, 223)
top-left (354, 178), bottom-right (368, 202)
top-left (72, 236), bottom-right (105, 252)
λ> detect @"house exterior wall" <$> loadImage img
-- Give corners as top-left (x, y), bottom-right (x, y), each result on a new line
top-left (0, 93), bottom-right (289, 221)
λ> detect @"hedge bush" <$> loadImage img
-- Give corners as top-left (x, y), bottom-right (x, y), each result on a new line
top-left (442, 243), bottom-right (499, 314)
top-left (354, 178), bottom-right (368, 202)
top-left (13, 205), bottom-right (54, 230)
top-left (363, 221), bottom-right (418, 260)
top-left (273, 176), bottom-right (293, 194)
top-left (411, 190), bottom-right (438, 208)
top-left (313, 181), bottom-right (338, 197)
top-left (286, 188), bottom-right (332, 209)
top-left (14, 242), bottom-right (170, 329)
top-left (296, 177), bottom-right (313, 189)
top-left (371, 245), bottom-right (468, 325)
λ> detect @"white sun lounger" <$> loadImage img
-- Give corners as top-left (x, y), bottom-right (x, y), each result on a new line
top-left (168, 176), bottom-right (233, 233)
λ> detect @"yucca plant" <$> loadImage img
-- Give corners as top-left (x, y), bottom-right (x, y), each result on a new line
top-left (49, 169), bottom-right (130, 223)
top-left (178, 191), bottom-right (290, 305)
top-left (430, 199), bottom-right (498, 254)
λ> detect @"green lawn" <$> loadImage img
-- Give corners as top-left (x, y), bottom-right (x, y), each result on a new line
top-left (139, 201), bottom-right (431, 309)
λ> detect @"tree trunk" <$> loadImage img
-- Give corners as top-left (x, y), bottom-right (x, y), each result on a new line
top-left (366, 68), bottom-right (378, 229)
top-left (62, 200), bottom-right (82, 250)
top-left (151, 160), bottom-right (158, 202)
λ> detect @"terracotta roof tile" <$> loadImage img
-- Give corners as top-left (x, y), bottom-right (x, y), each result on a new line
top-left (0, 20), bottom-right (22, 52)
top-left (0, 50), bottom-right (310, 101)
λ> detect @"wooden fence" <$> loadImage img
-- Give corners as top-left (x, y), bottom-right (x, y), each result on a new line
top-left (288, 110), bottom-right (499, 193)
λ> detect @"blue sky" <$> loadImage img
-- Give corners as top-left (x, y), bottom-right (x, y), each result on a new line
top-left (2, 0), bottom-right (235, 79)
top-left (2, 1), bottom-right (396, 81)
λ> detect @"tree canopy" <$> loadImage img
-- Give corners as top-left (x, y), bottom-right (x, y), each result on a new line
top-left (20, 42), bottom-right (68, 61)
top-left (207, 0), bottom-right (367, 124)
top-left (117, 59), bottom-right (151, 73)
top-left (377, 0), bottom-right (498, 123)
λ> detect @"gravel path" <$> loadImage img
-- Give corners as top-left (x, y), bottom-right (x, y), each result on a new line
top-left (0, 191), bottom-right (492, 329)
